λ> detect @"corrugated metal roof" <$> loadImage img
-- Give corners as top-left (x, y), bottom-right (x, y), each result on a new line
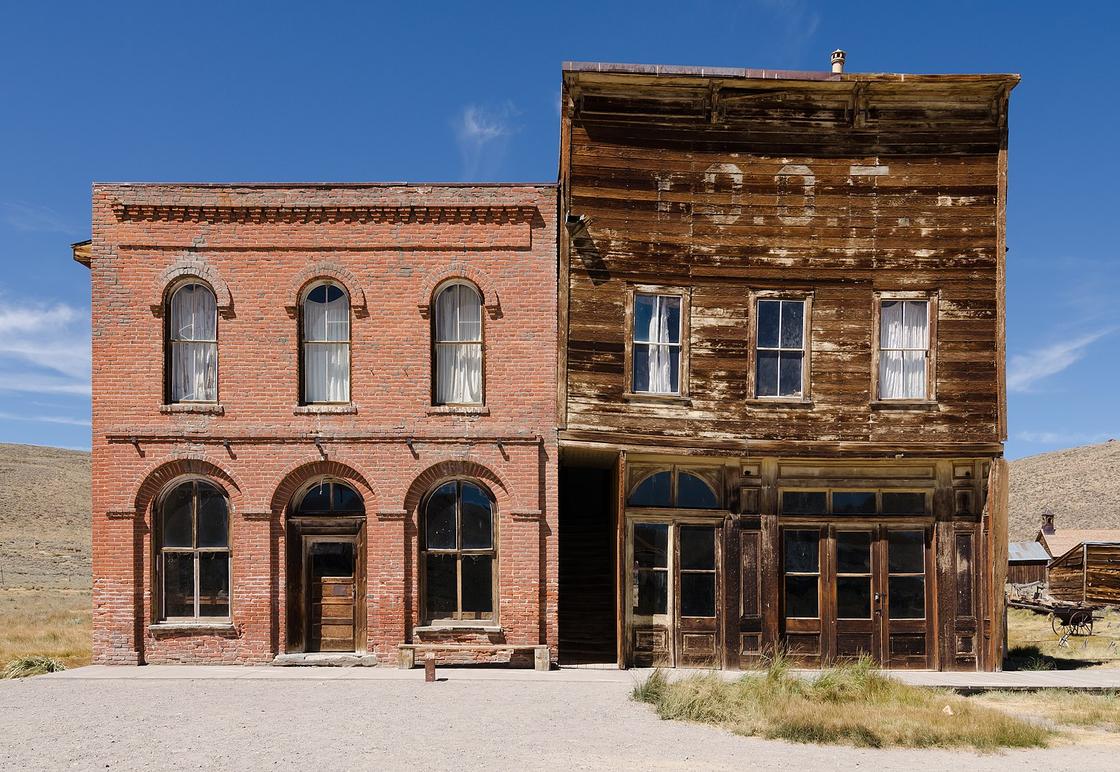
top-left (1008, 541), bottom-right (1050, 563)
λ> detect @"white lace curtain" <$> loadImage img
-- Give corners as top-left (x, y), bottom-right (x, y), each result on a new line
top-left (633, 294), bottom-right (680, 394)
top-left (169, 283), bottom-right (217, 402)
top-left (434, 284), bottom-right (483, 404)
top-left (879, 300), bottom-right (929, 399)
top-left (303, 283), bottom-right (350, 403)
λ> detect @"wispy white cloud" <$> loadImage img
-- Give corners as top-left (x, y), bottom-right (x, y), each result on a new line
top-left (0, 202), bottom-right (73, 233)
top-left (0, 298), bottom-right (90, 396)
top-left (754, 0), bottom-right (821, 56)
top-left (453, 102), bottom-right (519, 180)
top-left (1015, 430), bottom-right (1115, 445)
top-left (1006, 330), bottom-right (1112, 392)
top-left (0, 411), bottom-right (90, 427)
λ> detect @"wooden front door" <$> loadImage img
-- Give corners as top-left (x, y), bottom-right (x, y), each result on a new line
top-left (306, 538), bottom-right (356, 653)
top-left (629, 520), bottom-right (721, 668)
top-left (880, 528), bottom-right (932, 668)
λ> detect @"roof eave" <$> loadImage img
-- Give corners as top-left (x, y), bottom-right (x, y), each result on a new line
top-left (72, 239), bottom-right (91, 268)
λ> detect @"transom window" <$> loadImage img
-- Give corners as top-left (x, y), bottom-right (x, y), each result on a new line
top-left (158, 479), bottom-right (230, 620)
top-left (755, 298), bottom-right (805, 398)
top-left (632, 292), bottom-right (682, 394)
top-left (628, 467), bottom-right (720, 509)
top-left (878, 299), bottom-right (929, 400)
top-left (433, 283), bottom-right (483, 405)
top-left (167, 282), bottom-right (218, 403)
top-left (421, 480), bottom-right (496, 622)
top-left (293, 479), bottom-right (364, 516)
top-left (780, 489), bottom-right (928, 516)
top-left (301, 282), bottom-right (350, 404)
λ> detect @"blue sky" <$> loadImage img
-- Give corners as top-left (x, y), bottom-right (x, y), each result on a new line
top-left (0, 1), bottom-right (1116, 458)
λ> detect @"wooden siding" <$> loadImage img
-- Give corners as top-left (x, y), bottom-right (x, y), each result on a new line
top-left (1007, 562), bottom-right (1047, 585)
top-left (1049, 543), bottom-right (1120, 606)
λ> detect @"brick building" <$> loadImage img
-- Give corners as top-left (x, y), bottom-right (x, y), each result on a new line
top-left (75, 183), bottom-right (558, 666)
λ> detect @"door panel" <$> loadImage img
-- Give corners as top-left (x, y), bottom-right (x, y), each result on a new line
top-left (832, 529), bottom-right (878, 661)
top-left (781, 528), bottom-right (823, 663)
top-left (308, 540), bottom-right (356, 653)
top-left (675, 525), bottom-right (719, 667)
top-left (883, 528), bottom-right (931, 668)
top-left (630, 522), bottom-right (672, 666)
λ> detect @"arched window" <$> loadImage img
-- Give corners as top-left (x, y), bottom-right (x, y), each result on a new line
top-left (421, 480), bottom-right (495, 621)
top-left (292, 479), bottom-right (364, 515)
top-left (158, 479), bottom-right (230, 620)
top-left (301, 282), bottom-right (350, 404)
top-left (627, 467), bottom-right (720, 509)
top-left (167, 282), bottom-right (218, 403)
top-left (433, 283), bottom-right (483, 405)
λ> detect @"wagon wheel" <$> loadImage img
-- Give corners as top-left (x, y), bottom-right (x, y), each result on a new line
top-left (1071, 611), bottom-right (1094, 637)
top-left (1051, 613), bottom-right (1066, 636)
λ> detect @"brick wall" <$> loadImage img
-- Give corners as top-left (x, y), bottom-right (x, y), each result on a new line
top-left (86, 183), bottom-right (558, 665)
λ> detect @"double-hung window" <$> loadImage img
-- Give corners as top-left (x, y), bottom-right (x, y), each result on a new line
top-left (878, 298), bottom-right (930, 400)
top-left (167, 282), bottom-right (218, 403)
top-left (433, 283), bottom-right (483, 405)
top-left (301, 282), bottom-right (351, 404)
top-left (755, 298), bottom-right (806, 398)
top-left (632, 292), bottom-right (682, 395)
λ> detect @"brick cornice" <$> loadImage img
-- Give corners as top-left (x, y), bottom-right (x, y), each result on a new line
top-left (375, 509), bottom-right (409, 522)
top-left (113, 202), bottom-right (537, 226)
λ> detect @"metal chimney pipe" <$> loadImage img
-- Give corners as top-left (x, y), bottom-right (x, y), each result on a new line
top-left (831, 49), bottom-right (846, 74)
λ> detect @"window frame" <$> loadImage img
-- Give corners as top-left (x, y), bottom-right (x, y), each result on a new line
top-left (778, 487), bottom-right (931, 518)
top-left (871, 291), bottom-right (938, 404)
top-left (155, 477), bottom-right (232, 623)
top-left (624, 285), bottom-right (690, 400)
top-left (747, 290), bottom-right (813, 402)
top-left (164, 279), bottom-right (219, 405)
top-left (626, 464), bottom-right (722, 510)
top-left (298, 279), bottom-right (352, 406)
top-left (431, 280), bottom-right (485, 407)
top-left (419, 479), bottom-right (498, 625)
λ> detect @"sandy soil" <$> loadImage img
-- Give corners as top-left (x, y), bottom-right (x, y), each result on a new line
top-left (1, 675), bottom-right (1117, 771)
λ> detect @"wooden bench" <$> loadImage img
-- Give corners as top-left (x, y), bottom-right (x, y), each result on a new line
top-left (398, 643), bottom-right (551, 671)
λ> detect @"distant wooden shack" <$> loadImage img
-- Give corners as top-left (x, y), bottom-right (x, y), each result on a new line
top-left (1007, 541), bottom-right (1048, 585)
top-left (1034, 512), bottom-right (1120, 605)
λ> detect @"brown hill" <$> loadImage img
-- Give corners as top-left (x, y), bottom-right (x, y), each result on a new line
top-left (1008, 440), bottom-right (1120, 541)
top-left (0, 444), bottom-right (90, 589)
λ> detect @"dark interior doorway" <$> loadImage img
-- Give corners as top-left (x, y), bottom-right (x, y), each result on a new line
top-left (558, 465), bottom-right (617, 664)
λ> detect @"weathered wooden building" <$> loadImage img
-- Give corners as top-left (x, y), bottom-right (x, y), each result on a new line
top-left (556, 58), bottom-right (1017, 671)
top-left (1048, 542), bottom-right (1120, 606)
top-left (1007, 541), bottom-right (1049, 585)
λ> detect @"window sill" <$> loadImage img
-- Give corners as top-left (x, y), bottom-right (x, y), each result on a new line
top-left (149, 621), bottom-right (235, 634)
top-left (294, 404), bottom-right (357, 415)
top-left (623, 392), bottom-right (691, 407)
top-left (426, 405), bottom-right (490, 416)
top-left (870, 400), bottom-right (939, 411)
top-left (160, 403), bottom-right (224, 415)
top-left (745, 398), bottom-right (813, 408)
top-left (413, 623), bottom-right (502, 634)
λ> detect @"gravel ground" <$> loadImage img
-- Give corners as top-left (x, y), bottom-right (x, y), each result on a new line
top-left (1, 675), bottom-right (1116, 771)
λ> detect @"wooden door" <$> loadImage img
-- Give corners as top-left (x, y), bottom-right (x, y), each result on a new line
top-left (831, 528), bottom-right (880, 662)
top-left (630, 521), bottom-right (672, 666)
top-left (880, 527), bottom-right (932, 668)
top-left (780, 527), bottom-right (824, 664)
top-left (674, 524), bottom-right (720, 667)
top-left (307, 539), bottom-right (356, 653)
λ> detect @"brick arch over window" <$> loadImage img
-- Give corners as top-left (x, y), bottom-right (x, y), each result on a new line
top-left (152, 259), bottom-right (234, 318)
top-left (132, 457), bottom-right (244, 518)
top-left (287, 262), bottom-right (368, 317)
top-left (417, 264), bottom-right (501, 319)
top-left (403, 458), bottom-right (512, 515)
top-left (269, 459), bottom-right (376, 515)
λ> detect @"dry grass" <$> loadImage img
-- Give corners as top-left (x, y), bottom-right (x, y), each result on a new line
top-left (1006, 607), bottom-right (1120, 669)
top-left (633, 655), bottom-right (1050, 750)
top-left (974, 690), bottom-right (1120, 732)
top-left (1009, 441), bottom-right (1120, 539)
top-left (0, 589), bottom-right (91, 671)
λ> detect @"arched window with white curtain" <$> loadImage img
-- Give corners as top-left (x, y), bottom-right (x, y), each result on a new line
top-left (301, 281), bottom-right (351, 404)
top-left (167, 282), bottom-right (218, 403)
top-left (433, 283), bottom-right (483, 405)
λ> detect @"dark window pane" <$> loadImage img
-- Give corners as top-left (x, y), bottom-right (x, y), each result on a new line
top-left (297, 482), bottom-right (332, 514)
top-left (677, 473), bottom-right (719, 509)
top-left (636, 570), bottom-right (667, 615)
top-left (836, 531), bottom-right (872, 574)
top-left (198, 553), bottom-right (229, 617)
top-left (778, 352), bottom-right (803, 396)
top-left (460, 483), bottom-right (493, 550)
top-left (833, 491), bottom-right (877, 516)
top-left (756, 350), bottom-right (778, 397)
top-left (196, 485), bottom-right (228, 548)
top-left (883, 492), bottom-right (926, 515)
top-left (836, 576), bottom-right (872, 619)
top-left (681, 573), bottom-right (715, 617)
top-left (332, 482), bottom-right (362, 512)
top-left (784, 575), bottom-right (818, 618)
top-left (632, 343), bottom-right (650, 392)
top-left (780, 300), bottom-right (804, 348)
top-left (888, 576), bottom-right (926, 619)
top-left (633, 294), bottom-right (656, 343)
top-left (782, 491), bottom-right (827, 516)
top-left (425, 554), bottom-right (456, 617)
top-left (757, 300), bottom-right (780, 348)
top-left (784, 530), bottom-right (819, 573)
top-left (629, 472), bottom-right (671, 507)
top-left (634, 523), bottom-right (668, 568)
top-left (679, 526), bottom-right (716, 570)
top-left (668, 346), bottom-right (680, 393)
top-left (311, 542), bottom-right (354, 578)
top-left (461, 555), bottom-right (493, 614)
top-left (162, 483), bottom-right (193, 548)
top-left (663, 296), bottom-right (681, 345)
top-left (163, 552), bottom-right (194, 617)
top-left (425, 482), bottom-right (457, 549)
top-left (888, 530), bottom-right (925, 574)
